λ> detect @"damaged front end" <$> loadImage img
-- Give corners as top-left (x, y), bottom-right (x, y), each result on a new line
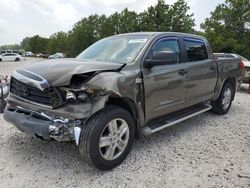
top-left (4, 63), bottom-right (128, 144)
top-left (4, 106), bottom-right (82, 143)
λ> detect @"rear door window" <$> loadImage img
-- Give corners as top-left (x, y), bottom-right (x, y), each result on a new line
top-left (184, 38), bottom-right (208, 61)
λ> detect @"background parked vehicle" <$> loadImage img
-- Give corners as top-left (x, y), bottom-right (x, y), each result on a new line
top-left (36, 53), bottom-right (49, 58)
top-left (48, 52), bottom-right (65, 59)
top-left (24, 51), bottom-right (33, 57)
top-left (1, 50), bottom-right (7, 54)
top-left (0, 53), bottom-right (21, 62)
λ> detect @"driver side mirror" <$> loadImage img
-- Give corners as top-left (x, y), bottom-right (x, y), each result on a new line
top-left (144, 51), bottom-right (177, 68)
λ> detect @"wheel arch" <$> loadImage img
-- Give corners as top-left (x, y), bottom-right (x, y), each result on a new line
top-left (213, 76), bottom-right (237, 101)
top-left (106, 96), bottom-right (140, 137)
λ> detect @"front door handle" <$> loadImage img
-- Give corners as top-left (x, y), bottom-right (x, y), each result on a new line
top-left (178, 69), bottom-right (189, 76)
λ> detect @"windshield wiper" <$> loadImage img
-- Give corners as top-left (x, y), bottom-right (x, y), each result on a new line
top-left (117, 63), bottom-right (127, 71)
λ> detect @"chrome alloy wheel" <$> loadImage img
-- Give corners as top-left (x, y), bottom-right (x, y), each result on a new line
top-left (222, 88), bottom-right (232, 110)
top-left (99, 118), bottom-right (130, 161)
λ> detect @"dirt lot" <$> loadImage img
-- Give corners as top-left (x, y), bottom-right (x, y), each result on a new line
top-left (0, 59), bottom-right (249, 188)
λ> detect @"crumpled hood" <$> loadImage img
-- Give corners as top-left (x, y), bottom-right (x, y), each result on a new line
top-left (21, 58), bottom-right (122, 86)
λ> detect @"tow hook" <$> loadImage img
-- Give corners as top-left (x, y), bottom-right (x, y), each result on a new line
top-left (74, 127), bottom-right (81, 146)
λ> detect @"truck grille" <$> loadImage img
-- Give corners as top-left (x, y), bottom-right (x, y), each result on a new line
top-left (10, 77), bottom-right (64, 108)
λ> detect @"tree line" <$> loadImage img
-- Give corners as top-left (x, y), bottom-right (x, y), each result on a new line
top-left (1, 0), bottom-right (249, 59)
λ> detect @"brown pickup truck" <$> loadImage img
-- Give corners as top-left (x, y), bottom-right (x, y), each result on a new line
top-left (3, 32), bottom-right (243, 170)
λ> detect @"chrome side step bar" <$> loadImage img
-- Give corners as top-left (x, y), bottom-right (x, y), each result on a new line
top-left (141, 104), bottom-right (212, 136)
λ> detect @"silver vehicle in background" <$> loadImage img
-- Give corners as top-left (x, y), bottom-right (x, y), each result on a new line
top-left (48, 52), bottom-right (65, 59)
top-left (24, 51), bottom-right (34, 57)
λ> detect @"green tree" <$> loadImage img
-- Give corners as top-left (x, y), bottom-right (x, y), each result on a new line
top-left (201, 0), bottom-right (250, 58)
top-left (0, 44), bottom-right (21, 50)
top-left (119, 8), bottom-right (139, 33)
top-left (139, 0), bottom-right (194, 32)
top-left (47, 32), bottom-right (69, 55)
top-left (69, 14), bottom-right (101, 57)
top-left (169, 0), bottom-right (195, 32)
top-left (20, 37), bottom-right (30, 50)
top-left (27, 35), bottom-right (49, 54)
top-left (139, 0), bottom-right (170, 31)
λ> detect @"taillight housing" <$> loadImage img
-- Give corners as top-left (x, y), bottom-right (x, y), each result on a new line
top-left (240, 61), bottom-right (245, 69)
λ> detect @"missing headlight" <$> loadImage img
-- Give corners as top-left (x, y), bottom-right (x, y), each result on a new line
top-left (66, 91), bottom-right (76, 103)
top-left (66, 90), bottom-right (89, 104)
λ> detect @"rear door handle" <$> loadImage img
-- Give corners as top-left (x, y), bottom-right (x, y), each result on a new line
top-left (209, 65), bottom-right (216, 70)
top-left (178, 69), bottom-right (189, 76)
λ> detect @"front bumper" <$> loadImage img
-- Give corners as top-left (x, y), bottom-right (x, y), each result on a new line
top-left (7, 94), bottom-right (92, 119)
top-left (3, 106), bottom-right (81, 142)
top-left (4, 106), bottom-right (53, 140)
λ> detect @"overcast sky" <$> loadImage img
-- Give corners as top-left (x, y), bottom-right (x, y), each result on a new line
top-left (0, 0), bottom-right (224, 45)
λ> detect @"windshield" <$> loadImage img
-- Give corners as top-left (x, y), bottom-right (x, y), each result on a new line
top-left (76, 35), bottom-right (149, 64)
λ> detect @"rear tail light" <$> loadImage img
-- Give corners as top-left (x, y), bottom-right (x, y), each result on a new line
top-left (240, 61), bottom-right (245, 69)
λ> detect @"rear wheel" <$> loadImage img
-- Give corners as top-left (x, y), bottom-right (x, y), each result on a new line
top-left (0, 58), bottom-right (2, 62)
top-left (78, 105), bottom-right (135, 170)
top-left (211, 82), bottom-right (234, 115)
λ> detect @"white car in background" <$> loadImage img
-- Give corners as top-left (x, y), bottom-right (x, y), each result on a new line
top-left (48, 53), bottom-right (65, 59)
top-left (0, 53), bottom-right (21, 62)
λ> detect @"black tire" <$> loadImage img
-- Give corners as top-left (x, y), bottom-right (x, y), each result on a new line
top-left (0, 58), bottom-right (2, 62)
top-left (15, 58), bottom-right (20, 62)
top-left (211, 82), bottom-right (234, 115)
top-left (78, 105), bottom-right (135, 170)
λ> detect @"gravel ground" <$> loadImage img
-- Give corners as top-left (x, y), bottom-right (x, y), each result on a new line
top-left (0, 60), bottom-right (249, 188)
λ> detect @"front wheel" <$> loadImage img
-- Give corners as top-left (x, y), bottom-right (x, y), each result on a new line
top-left (211, 82), bottom-right (234, 115)
top-left (78, 105), bottom-right (135, 170)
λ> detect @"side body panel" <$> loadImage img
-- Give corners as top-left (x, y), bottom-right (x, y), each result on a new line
top-left (142, 64), bottom-right (189, 122)
top-left (181, 37), bottom-right (218, 107)
top-left (141, 35), bottom-right (189, 123)
top-left (212, 58), bottom-right (242, 100)
top-left (186, 60), bottom-right (218, 106)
